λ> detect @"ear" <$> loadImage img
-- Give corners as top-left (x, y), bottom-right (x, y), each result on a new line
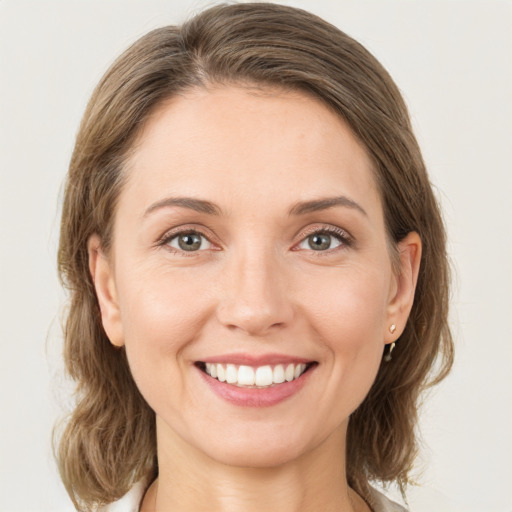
top-left (385, 231), bottom-right (422, 342)
top-left (87, 234), bottom-right (125, 347)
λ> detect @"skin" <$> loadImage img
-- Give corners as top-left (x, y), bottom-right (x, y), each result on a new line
top-left (88, 85), bottom-right (421, 512)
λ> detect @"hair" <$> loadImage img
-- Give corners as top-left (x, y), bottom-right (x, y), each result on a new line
top-left (56, 2), bottom-right (454, 510)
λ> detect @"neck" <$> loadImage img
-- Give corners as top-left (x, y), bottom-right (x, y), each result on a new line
top-left (141, 418), bottom-right (369, 512)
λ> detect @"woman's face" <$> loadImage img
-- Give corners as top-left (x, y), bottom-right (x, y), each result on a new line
top-left (90, 85), bottom-right (419, 467)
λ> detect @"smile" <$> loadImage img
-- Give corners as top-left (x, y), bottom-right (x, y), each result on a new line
top-left (200, 362), bottom-right (311, 388)
top-left (195, 356), bottom-right (318, 407)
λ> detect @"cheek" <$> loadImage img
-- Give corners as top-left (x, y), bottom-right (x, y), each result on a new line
top-left (304, 264), bottom-right (390, 345)
top-left (302, 266), bottom-right (389, 408)
top-left (117, 261), bottom-right (213, 342)
top-left (114, 264), bottom-right (216, 404)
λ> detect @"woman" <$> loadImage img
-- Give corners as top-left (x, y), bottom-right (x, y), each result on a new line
top-left (56, 3), bottom-right (453, 511)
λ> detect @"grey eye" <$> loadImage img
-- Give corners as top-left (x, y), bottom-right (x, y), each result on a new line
top-left (300, 233), bottom-right (342, 251)
top-left (168, 232), bottom-right (211, 252)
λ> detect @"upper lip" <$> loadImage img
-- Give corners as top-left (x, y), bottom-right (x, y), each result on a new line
top-left (198, 353), bottom-right (315, 366)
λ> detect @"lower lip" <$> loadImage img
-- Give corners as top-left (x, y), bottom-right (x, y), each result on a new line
top-left (196, 365), bottom-right (315, 407)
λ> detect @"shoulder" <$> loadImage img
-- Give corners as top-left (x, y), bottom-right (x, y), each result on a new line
top-left (96, 480), bottom-right (147, 512)
top-left (367, 486), bottom-right (408, 512)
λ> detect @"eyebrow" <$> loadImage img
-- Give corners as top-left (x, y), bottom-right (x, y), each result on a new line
top-left (144, 197), bottom-right (222, 217)
top-left (143, 195), bottom-right (367, 218)
top-left (287, 196), bottom-right (367, 217)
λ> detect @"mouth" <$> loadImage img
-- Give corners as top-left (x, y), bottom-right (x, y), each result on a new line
top-left (194, 361), bottom-right (317, 389)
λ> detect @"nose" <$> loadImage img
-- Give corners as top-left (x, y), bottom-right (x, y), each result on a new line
top-left (216, 246), bottom-right (294, 336)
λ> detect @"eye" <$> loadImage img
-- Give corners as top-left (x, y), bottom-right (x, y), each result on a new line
top-left (296, 227), bottom-right (351, 252)
top-left (300, 232), bottom-right (342, 251)
top-left (166, 231), bottom-right (212, 252)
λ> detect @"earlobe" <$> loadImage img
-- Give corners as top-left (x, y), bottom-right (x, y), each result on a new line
top-left (87, 234), bottom-right (125, 347)
top-left (386, 231), bottom-right (422, 341)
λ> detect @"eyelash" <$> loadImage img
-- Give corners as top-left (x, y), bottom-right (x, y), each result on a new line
top-left (157, 225), bottom-right (353, 257)
top-left (296, 225), bottom-right (353, 256)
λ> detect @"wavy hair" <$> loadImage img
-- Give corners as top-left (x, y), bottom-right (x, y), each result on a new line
top-left (56, 3), bottom-right (454, 510)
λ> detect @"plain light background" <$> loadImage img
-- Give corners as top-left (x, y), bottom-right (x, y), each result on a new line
top-left (1, 1), bottom-right (511, 510)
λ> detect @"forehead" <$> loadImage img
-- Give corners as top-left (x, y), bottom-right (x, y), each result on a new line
top-left (122, 85), bottom-right (381, 220)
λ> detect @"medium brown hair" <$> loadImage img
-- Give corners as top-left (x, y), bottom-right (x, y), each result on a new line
top-left (56, 3), bottom-right (453, 510)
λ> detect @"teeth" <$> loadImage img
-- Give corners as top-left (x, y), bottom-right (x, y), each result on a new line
top-left (238, 365), bottom-right (255, 385)
top-left (294, 364), bottom-right (306, 379)
top-left (203, 362), bottom-right (310, 387)
top-left (255, 365), bottom-right (273, 386)
top-left (273, 364), bottom-right (285, 383)
top-left (226, 364), bottom-right (238, 384)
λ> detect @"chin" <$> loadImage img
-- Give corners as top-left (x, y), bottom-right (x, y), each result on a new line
top-left (194, 422), bottom-right (318, 469)
top-left (209, 441), bottom-right (303, 469)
